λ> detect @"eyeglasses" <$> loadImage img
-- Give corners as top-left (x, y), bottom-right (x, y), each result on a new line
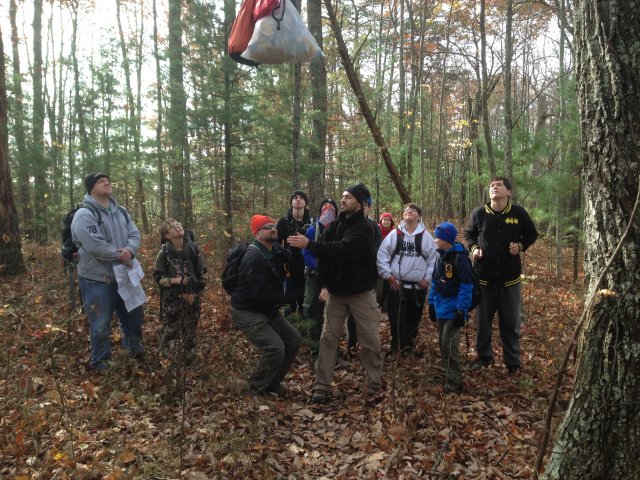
top-left (260, 224), bottom-right (277, 231)
top-left (403, 208), bottom-right (419, 214)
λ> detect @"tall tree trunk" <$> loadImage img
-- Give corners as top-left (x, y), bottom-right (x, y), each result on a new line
top-left (405, 0), bottom-right (429, 199)
top-left (291, 0), bottom-right (302, 191)
top-left (542, 0), bottom-right (640, 477)
top-left (397, 0), bottom-right (406, 179)
top-left (116, 0), bottom-right (148, 231)
top-left (153, 0), bottom-right (166, 221)
top-left (44, 9), bottom-right (62, 207)
top-left (0, 25), bottom-right (25, 275)
top-left (70, 1), bottom-right (92, 171)
top-left (480, 0), bottom-right (496, 177)
top-left (306, 0), bottom-right (327, 205)
top-left (503, 0), bottom-right (514, 182)
top-left (134, 3), bottom-right (148, 232)
top-left (32, 0), bottom-right (48, 242)
top-left (222, 0), bottom-right (236, 245)
top-left (9, 0), bottom-right (31, 231)
top-left (168, 0), bottom-right (188, 221)
top-left (436, 0), bottom-right (454, 217)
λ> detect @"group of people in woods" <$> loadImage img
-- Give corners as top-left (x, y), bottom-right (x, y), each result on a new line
top-left (71, 172), bottom-right (537, 401)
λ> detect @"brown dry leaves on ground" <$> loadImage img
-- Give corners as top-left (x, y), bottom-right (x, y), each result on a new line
top-left (0, 240), bottom-right (583, 479)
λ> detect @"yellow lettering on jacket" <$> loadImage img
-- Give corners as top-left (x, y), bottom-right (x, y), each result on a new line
top-left (505, 217), bottom-right (519, 225)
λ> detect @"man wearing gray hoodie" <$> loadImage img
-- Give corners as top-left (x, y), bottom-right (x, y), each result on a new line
top-left (71, 173), bottom-right (144, 373)
top-left (377, 203), bottom-right (437, 357)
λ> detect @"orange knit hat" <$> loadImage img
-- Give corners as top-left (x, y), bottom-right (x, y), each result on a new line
top-left (251, 215), bottom-right (276, 236)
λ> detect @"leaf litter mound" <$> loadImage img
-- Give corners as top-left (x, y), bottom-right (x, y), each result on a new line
top-left (0, 239), bottom-right (582, 478)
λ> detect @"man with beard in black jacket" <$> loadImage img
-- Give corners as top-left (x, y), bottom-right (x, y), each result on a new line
top-left (231, 215), bottom-right (302, 396)
top-left (288, 183), bottom-right (383, 404)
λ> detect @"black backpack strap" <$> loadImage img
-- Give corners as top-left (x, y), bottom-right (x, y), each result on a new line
top-left (80, 203), bottom-right (102, 225)
top-left (390, 228), bottom-right (403, 263)
top-left (415, 231), bottom-right (423, 257)
top-left (117, 205), bottom-right (130, 224)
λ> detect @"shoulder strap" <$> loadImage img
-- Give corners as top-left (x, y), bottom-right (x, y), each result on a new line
top-left (390, 228), bottom-right (404, 262)
top-left (415, 231), bottom-right (423, 256)
top-left (80, 203), bottom-right (102, 225)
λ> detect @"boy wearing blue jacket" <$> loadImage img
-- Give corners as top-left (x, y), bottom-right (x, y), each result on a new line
top-left (428, 222), bottom-right (473, 393)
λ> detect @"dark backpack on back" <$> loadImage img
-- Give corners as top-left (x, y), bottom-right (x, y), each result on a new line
top-left (60, 204), bottom-right (101, 263)
top-left (390, 228), bottom-right (423, 262)
top-left (60, 203), bottom-right (129, 263)
top-left (221, 243), bottom-right (254, 295)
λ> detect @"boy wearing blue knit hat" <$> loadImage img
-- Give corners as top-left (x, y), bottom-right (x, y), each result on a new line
top-left (428, 222), bottom-right (474, 393)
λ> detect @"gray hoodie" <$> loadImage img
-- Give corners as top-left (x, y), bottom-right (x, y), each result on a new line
top-left (377, 221), bottom-right (437, 286)
top-left (71, 194), bottom-right (141, 283)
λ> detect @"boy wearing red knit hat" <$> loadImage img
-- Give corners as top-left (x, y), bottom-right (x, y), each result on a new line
top-left (230, 215), bottom-right (302, 396)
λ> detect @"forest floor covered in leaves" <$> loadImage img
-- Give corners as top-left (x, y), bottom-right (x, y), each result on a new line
top-left (1, 238), bottom-right (584, 479)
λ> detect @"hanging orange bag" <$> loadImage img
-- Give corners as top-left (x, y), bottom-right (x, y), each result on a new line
top-left (228, 0), bottom-right (260, 67)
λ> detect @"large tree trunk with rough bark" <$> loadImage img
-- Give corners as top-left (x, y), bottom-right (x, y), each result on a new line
top-left (0, 27), bottom-right (25, 276)
top-left (306, 0), bottom-right (327, 206)
top-left (542, 0), bottom-right (640, 478)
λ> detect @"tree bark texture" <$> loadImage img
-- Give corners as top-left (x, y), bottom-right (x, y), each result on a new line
top-left (306, 0), bottom-right (328, 206)
top-left (9, 0), bottom-right (31, 230)
top-left (0, 27), bottom-right (25, 275)
top-left (152, 0), bottom-right (166, 221)
top-left (543, 0), bottom-right (640, 477)
top-left (168, 0), bottom-right (188, 221)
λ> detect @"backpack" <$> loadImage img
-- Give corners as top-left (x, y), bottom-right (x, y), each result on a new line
top-left (221, 243), bottom-right (255, 295)
top-left (453, 252), bottom-right (481, 311)
top-left (60, 203), bottom-right (128, 263)
top-left (390, 228), bottom-right (423, 262)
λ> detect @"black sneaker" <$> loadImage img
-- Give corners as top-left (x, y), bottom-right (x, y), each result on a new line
top-left (470, 358), bottom-right (492, 370)
top-left (507, 364), bottom-right (521, 375)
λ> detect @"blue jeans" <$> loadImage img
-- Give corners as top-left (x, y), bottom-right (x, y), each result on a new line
top-left (79, 276), bottom-right (144, 370)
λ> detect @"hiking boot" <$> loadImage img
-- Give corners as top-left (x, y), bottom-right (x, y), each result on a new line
top-left (266, 382), bottom-right (287, 397)
top-left (470, 358), bottom-right (492, 370)
top-left (311, 389), bottom-right (328, 404)
top-left (444, 383), bottom-right (463, 394)
top-left (366, 382), bottom-right (383, 396)
top-left (507, 364), bottom-right (521, 375)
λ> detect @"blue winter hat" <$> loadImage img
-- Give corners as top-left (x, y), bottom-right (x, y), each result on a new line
top-left (434, 222), bottom-right (457, 244)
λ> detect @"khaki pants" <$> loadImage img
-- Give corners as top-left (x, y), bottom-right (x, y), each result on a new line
top-left (314, 289), bottom-right (383, 391)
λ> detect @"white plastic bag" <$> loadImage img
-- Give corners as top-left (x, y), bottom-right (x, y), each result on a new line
top-left (242, 0), bottom-right (324, 64)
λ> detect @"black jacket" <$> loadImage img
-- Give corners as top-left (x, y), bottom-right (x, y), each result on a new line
top-left (463, 202), bottom-right (538, 288)
top-left (230, 241), bottom-right (291, 314)
top-left (276, 208), bottom-right (312, 279)
top-left (307, 209), bottom-right (377, 294)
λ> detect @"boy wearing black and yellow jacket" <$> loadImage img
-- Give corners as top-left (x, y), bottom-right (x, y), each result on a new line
top-left (464, 177), bottom-right (538, 374)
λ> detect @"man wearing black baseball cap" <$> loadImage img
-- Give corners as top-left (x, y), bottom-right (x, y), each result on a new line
top-left (71, 172), bottom-right (144, 374)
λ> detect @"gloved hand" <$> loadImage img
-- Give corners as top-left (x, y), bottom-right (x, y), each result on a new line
top-left (453, 310), bottom-right (465, 328)
top-left (428, 305), bottom-right (437, 323)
